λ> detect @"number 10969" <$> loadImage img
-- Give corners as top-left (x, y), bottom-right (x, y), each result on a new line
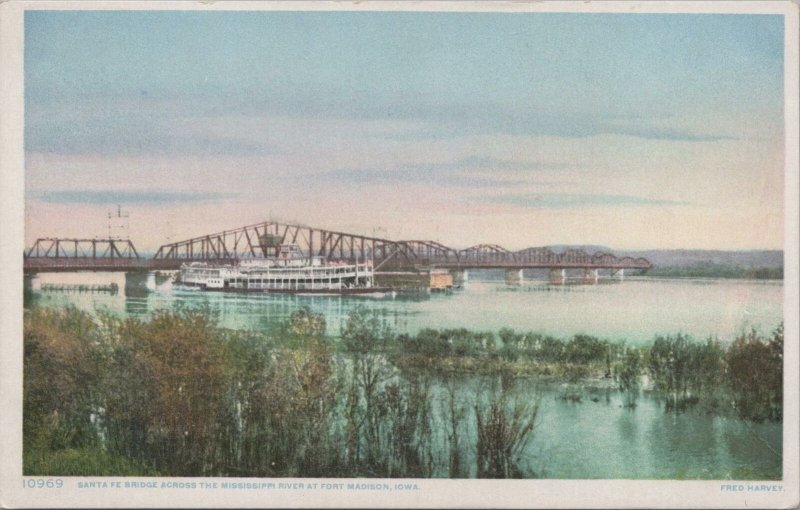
top-left (23, 478), bottom-right (63, 488)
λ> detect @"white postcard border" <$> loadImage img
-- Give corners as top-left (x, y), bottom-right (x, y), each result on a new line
top-left (1, 1), bottom-right (798, 508)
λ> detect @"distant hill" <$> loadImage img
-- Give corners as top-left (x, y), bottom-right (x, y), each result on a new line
top-left (618, 249), bottom-right (783, 269)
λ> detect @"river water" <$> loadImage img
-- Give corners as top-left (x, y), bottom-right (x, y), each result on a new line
top-left (27, 273), bottom-right (783, 344)
top-left (428, 379), bottom-right (782, 480)
top-left (25, 272), bottom-right (784, 479)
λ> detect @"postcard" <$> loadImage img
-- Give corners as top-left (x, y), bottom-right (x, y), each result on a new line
top-left (0, 1), bottom-right (798, 508)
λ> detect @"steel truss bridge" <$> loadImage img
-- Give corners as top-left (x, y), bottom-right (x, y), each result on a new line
top-left (150, 221), bottom-right (651, 270)
top-left (24, 220), bottom-right (652, 273)
top-left (23, 238), bottom-right (147, 272)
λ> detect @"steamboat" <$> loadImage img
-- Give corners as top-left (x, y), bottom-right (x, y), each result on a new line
top-left (177, 244), bottom-right (392, 296)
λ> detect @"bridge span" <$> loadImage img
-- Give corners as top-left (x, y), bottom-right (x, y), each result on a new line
top-left (149, 221), bottom-right (651, 271)
top-left (24, 220), bottom-right (652, 274)
top-left (23, 238), bottom-right (147, 272)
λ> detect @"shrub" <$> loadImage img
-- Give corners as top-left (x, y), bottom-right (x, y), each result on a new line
top-left (726, 327), bottom-right (783, 422)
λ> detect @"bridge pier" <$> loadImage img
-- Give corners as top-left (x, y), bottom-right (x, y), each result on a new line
top-left (450, 269), bottom-right (469, 288)
top-left (549, 268), bottom-right (567, 285)
top-left (124, 271), bottom-right (151, 297)
top-left (24, 274), bottom-right (41, 291)
top-left (584, 268), bottom-right (599, 284)
top-left (505, 269), bottom-right (524, 286)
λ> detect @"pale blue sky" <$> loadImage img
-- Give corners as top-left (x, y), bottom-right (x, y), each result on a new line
top-left (24, 10), bottom-right (785, 250)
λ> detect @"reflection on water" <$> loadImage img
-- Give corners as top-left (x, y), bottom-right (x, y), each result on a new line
top-left (521, 385), bottom-right (780, 479)
top-left (413, 379), bottom-right (781, 479)
top-left (27, 273), bottom-right (783, 344)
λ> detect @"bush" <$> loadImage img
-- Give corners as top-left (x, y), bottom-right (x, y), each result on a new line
top-left (475, 379), bottom-right (539, 478)
top-left (25, 445), bottom-right (157, 476)
top-left (615, 347), bottom-right (642, 408)
top-left (286, 307), bottom-right (326, 337)
top-left (726, 327), bottom-right (783, 421)
top-left (564, 335), bottom-right (608, 365)
top-left (103, 309), bottom-right (228, 475)
top-left (648, 334), bottom-right (692, 408)
top-left (24, 307), bottom-right (103, 455)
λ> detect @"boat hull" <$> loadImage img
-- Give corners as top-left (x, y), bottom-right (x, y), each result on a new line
top-left (178, 282), bottom-right (393, 297)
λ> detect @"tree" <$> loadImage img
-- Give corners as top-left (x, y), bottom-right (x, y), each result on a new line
top-left (565, 334), bottom-right (608, 365)
top-left (341, 308), bottom-right (396, 471)
top-left (24, 307), bottom-right (103, 460)
top-left (648, 334), bottom-right (692, 410)
top-left (726, 327), bottom-right (782, 422)
top-left (475, 377), bottom-right (539, 478)
top-left (104, 310), bottom-right (227, 475)
top-left (286, 307), bottom-right (326, 338)
top-left (615, 347), bottom-right (642, 408)
top-left (687, 338), bottom-right (725, 411)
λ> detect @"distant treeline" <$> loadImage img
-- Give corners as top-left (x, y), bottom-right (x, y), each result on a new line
top-left (464, 263), bottom-right (783, 281)
top-left (646, 263), bottom-right (783, 279)
top-left (24, 305), bottom-right (782, 478)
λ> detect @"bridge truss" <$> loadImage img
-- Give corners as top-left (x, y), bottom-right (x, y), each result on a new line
top-left (23, 222), bottom-right (651, 272)
top-left (151, 221), bottom-right (417, 270)
top-left (150, 221), bottom-right (652, 271)
top-left (23, 238), bottom-right (146, 272)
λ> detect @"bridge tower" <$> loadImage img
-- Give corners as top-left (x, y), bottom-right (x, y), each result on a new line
top-left (108, 205), bottom-right (130, 240)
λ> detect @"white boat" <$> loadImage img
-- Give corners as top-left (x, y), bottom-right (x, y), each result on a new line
top-left (177, 244), bottom-right (390, 296)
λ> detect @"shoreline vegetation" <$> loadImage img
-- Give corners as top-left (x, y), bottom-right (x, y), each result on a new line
top-left (24, 305), bottom-right (782, 479)
top-left (644, 265), bottom-right (783, 280)
top-left (468, 263), bottom-right (783, 282)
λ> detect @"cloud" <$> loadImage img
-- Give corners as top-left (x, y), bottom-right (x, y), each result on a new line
top-left (600, 126), bottom-right (737, 143)
top-left (454, 156), bottom-right (566, 171)
top-left (25, 100), bottom-right (278, 157)
top-left (225, 93), bottom-right (742, 143)
top-left (322, 157), bottom-right (567, 188)
top-left (25, 91), bottom-right (741, 163)
top-left (36, 190), bottom-right (239, 205)
top-left (480, 193), bottom-right (689, 209)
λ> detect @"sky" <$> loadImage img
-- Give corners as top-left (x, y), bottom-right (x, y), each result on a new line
top-left (24, 10), bottom-right (785, 252)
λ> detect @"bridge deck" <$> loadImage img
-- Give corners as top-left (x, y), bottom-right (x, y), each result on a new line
top-left (24, 258), bottom-right (150, 272)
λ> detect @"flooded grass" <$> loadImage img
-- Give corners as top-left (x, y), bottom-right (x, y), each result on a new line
top-left (23, 304), bottom-right (783, 478)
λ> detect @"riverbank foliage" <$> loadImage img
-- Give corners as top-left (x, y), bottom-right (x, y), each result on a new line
top-left (23, 305), bottom-right (782, 478)
top-left (392, 322), bottom-right (782, 422)
top-left (24, 306), bottom-right (539, 478)
top-left (647, 264), bottom-right (783, 280)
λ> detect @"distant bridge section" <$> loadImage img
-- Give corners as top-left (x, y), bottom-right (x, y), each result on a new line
top-left (24, 238), bottom-right (147, 272)
top-left (435, 245), bottom-right (652, 270)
